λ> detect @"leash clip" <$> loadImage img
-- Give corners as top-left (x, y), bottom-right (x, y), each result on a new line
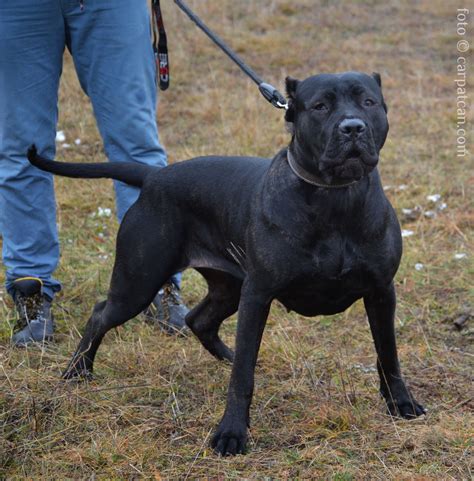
top-left (276, 100), bottom-right (289, 110)
top-left (258, 82), bottom-right (288, 110)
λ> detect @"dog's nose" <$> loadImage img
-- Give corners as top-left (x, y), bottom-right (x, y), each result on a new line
top-left (339, 118), bottom-right (366, 137)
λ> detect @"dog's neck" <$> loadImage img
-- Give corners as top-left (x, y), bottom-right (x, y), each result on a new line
top-left (287, 143), bottom-right (359, 189)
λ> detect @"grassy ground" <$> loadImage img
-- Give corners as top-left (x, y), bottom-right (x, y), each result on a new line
top-left (1, 0), bottom-right (472, 479)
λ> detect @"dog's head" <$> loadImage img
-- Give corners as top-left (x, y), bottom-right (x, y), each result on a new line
top-left (285, 72), bottom-right (389, 185)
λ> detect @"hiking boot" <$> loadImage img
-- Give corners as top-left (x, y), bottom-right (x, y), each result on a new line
top-left (11, 277), bottom-right (54, 347)
top-left (143, 281), bottom-right (189, 335)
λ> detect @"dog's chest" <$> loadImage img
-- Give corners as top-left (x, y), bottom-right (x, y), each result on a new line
top-left (277, 234), bottom-right (376, 316)
top-left (310, 234), bottom-right (366, 280)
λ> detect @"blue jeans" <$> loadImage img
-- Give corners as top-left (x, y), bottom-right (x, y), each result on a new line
top-left (0, 0), bottom-right (179, 300)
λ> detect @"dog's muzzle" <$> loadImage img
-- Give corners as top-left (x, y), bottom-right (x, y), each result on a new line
top-left (319, 117), bottom-right (378, 181)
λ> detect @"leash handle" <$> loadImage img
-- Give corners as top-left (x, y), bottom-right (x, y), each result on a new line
top-left (174, 0), bottom-right (288, 110)
top-left (152, 0), bottom-right (170, 90)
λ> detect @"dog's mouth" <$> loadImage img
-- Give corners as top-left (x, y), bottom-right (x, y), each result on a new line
top-left (334, 155), bottom-right (366, 181)
top-left (319, 141), bottom-right (379, 182)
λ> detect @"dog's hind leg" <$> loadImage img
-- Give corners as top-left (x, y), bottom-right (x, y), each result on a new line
top-left (186, 268), bottom-right (242, 362)
top-left (63, 201), bottom-right (184, 379)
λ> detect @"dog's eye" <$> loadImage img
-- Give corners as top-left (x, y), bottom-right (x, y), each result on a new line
top-left (364, 98), bottom-right (376, 107)
top-left (313, 102), bottom-right (328, 111)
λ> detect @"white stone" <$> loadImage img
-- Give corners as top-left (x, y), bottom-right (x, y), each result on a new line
top-left (55, 130), bottom-right (66, 142)
top-left (97, 207), bottom-right (112, 218)
top-left (427, 194), bottom-right (441, 203)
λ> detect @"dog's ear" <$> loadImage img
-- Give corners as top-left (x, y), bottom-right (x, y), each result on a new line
top-left (285, 76), bottom-right (300, 124)
top-left (285, 76), bottom-right (300, 99)
top-left (372, 72), bottom-right (382, 88)
top-left (372, 72), bottom-right (388, 113)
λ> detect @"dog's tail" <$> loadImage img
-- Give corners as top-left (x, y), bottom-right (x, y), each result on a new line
top-left (27, 144), bottom-right (153, 188)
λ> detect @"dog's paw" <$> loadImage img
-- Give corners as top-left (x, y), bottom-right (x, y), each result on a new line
top-left (385, 394), bottom-right (426, 419)
top-left (62, 358), bottom-right (94, 382)
top-left (210, 418), bottom-right (248, 456)
top-left (62, 368), bottom-right (93, 382)
top-left (393, 399), bottom-right (426, 419)
top-left (214, 345), bottom-right (234, 363)
top-left (201, 336), bottom-right (234, 363)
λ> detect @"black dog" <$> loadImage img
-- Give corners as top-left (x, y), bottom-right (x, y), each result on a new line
top-left (28, 71), bottom-right (425, 456)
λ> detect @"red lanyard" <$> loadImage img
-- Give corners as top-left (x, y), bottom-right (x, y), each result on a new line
top-left (152, 0), bottom-right (170, 90)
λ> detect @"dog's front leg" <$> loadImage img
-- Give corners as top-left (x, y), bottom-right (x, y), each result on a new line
top-left (211, 279), bottom-right (272, 456)
top-left (364, 282), bottom-right (426, 418)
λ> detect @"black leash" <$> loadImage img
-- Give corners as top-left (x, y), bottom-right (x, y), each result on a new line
top-left (174, 0), bottom-right (288, 110)
top-left (152, 0), bottom-right (170, 90)
top-left (152, 0), bottom-right (288, 108)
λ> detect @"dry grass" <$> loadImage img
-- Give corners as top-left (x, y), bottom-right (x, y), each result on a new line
top-left (1, 0), bottom-right (473, 479)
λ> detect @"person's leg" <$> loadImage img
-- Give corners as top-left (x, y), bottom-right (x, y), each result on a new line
top-left (65, 0), bottom-right (181, 291)
top-left (0, 0), bottom-right (64, 302)
top-left (64, 0), bottom-right (165, 217)
top-left (64, 0), bottom-right (186, 332)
